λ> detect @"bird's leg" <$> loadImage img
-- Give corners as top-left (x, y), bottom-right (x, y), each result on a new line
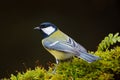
top-left (52, 58), bottom-right (73, 73)
top-left (56, 59), bottom-right (59, 64)
top-left (52, 59), bottom-right (59, 73)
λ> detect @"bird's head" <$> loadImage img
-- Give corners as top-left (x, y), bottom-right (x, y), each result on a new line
top-left (34, 22), bottom-right (58, 38)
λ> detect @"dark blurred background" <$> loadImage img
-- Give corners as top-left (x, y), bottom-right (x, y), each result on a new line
top-left (0, 0), bottom-right (119, 78)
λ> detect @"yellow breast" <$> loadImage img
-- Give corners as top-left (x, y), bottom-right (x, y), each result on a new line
top-left (46, 49), bottom-right (74, 60)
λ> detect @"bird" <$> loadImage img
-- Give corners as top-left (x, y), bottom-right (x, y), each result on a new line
top-left (34, 22), bottom-right (100, 64)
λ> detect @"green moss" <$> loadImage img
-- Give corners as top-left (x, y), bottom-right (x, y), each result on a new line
top-left (4, 33), bottom-right (120, 80)
top-left (98, 32), bottom-right (120, 51)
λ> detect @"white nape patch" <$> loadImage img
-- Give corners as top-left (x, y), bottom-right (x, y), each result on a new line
top-left (41, 26), bottom-right (55, 35)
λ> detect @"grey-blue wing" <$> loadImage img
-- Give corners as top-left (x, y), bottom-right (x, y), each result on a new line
top-left (43, 37), bottom-right (101, 63)
top-left (43, 37), bottom-right (87, 55)
top-left (43, 40), bottom-right (75, 54)
top-left (66, 38), bottom-right (87, 53)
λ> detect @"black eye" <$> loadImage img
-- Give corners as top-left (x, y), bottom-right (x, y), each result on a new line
top-left (40, 25), bottom-right (46, 28)
top-left (40, 24), bottom-right (52, 28)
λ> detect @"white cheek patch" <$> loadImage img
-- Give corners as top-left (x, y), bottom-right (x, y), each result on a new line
top-left (41, 26), bottom-right (55, 35)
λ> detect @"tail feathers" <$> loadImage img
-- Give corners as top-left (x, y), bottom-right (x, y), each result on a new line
top-left (78, 52), bottom-right (101, 63)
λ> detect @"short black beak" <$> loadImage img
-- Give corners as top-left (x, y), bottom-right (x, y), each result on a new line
top-left (34, 27), bottom-right (40, 30)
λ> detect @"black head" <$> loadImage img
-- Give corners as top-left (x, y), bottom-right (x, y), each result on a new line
top-left (34, 22), bottom-right (58, 38)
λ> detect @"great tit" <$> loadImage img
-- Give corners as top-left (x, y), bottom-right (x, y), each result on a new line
top-left (34, 22), bottom-right (100, 64)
